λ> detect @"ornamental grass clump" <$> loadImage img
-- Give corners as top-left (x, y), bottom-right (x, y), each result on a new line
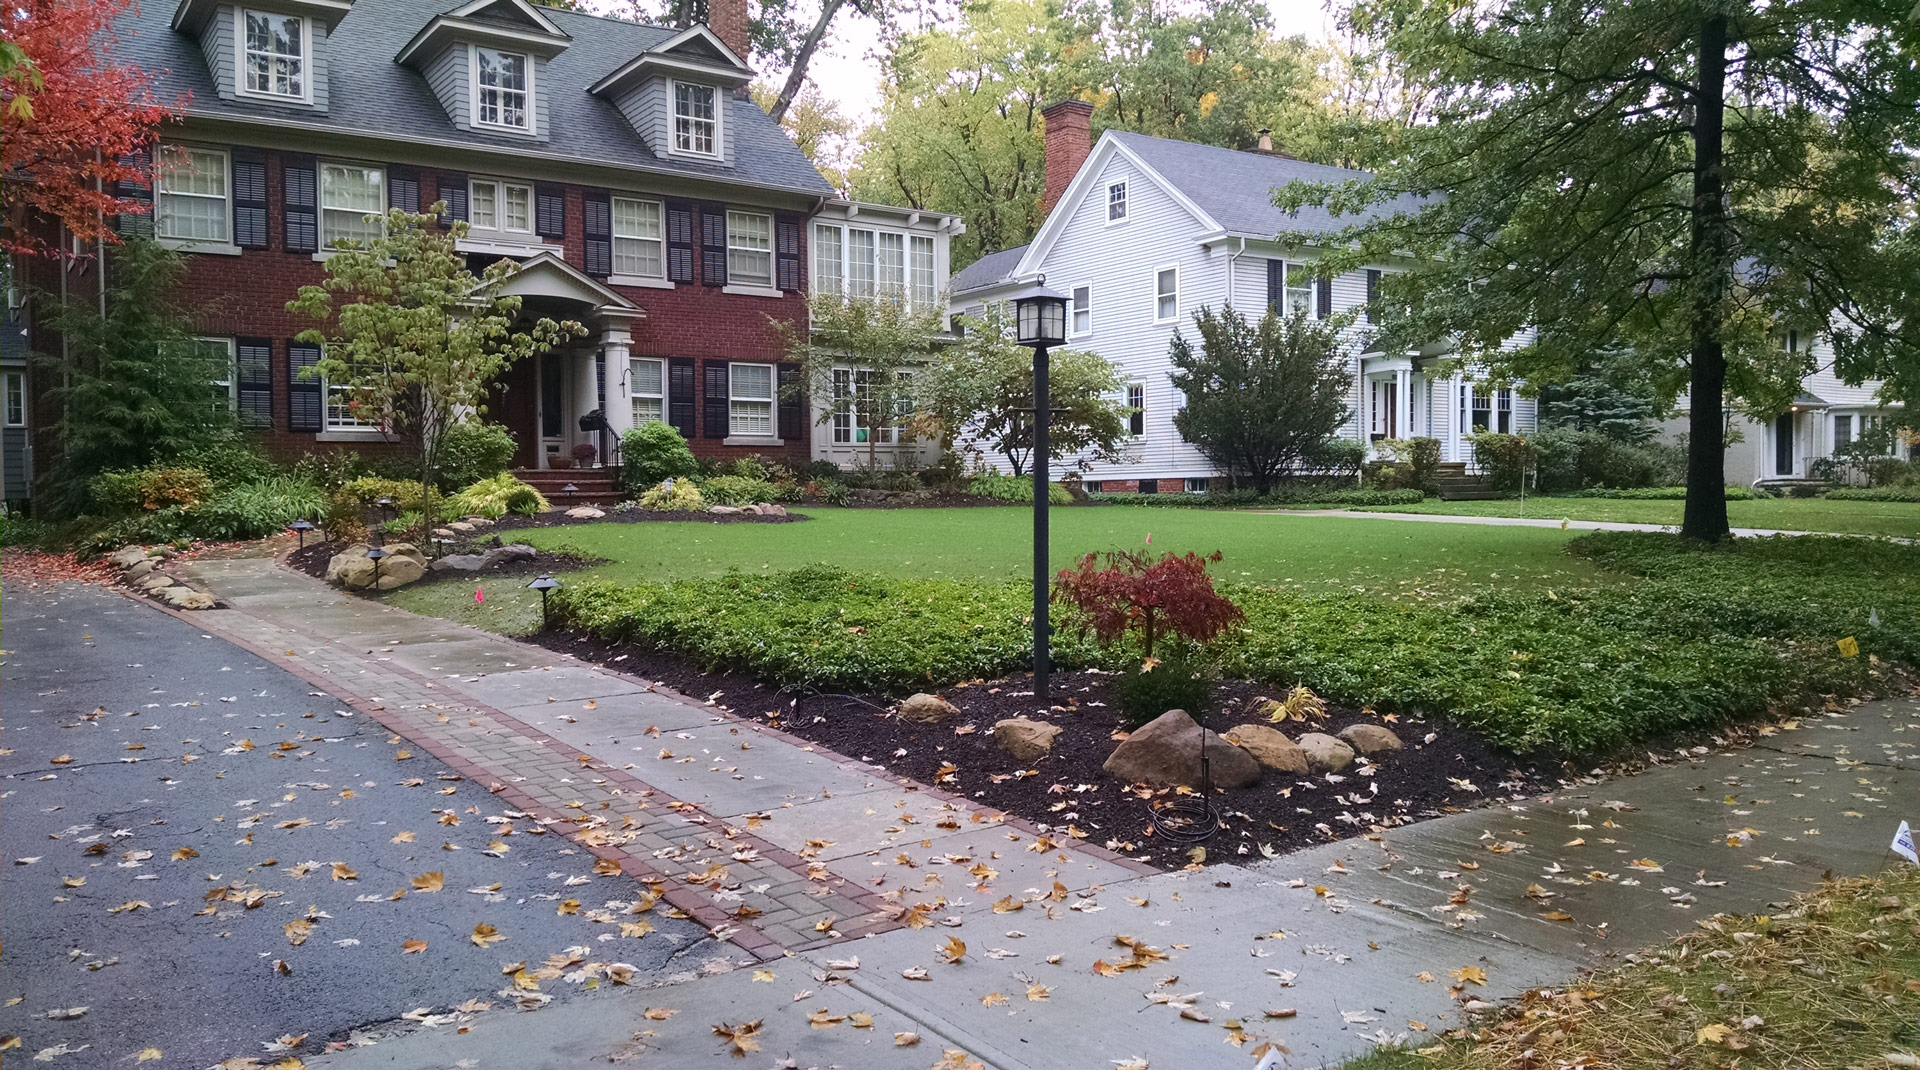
top-left (447, 473), bottom-right (549, 519)
top-left (1052, 548), bottom-right (1246, 725)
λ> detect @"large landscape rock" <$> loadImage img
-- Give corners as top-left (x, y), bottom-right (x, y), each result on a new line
top-left (124, 559), bottom-right (155, 579)
top-left (897, 693), bottom-right (960, 724)
top-left (156, 586), bottom-right (216, 610)
top-left (992, 717), bottom-right (1061, 761)
top-left (758, 503), bottom-right (788, 517)
top-left (565, 506), bottom-right (605, 519)
top-left (1102, 709), bottom-right (1261, 790)
top-left (431, 553), bottom-right (486, 572)
top-left (1338, 723), bottom-right (1403, 755)
top-left (480, 544), bottom-right (536, 568)
top-left (326, 543), bottom-right (427, 590)
top-left (1296, 732), bottom-right (1355, 773)
top-left (1223, 723), bottom-right (1309, 775)
top-left (109, 546), bottom-right (151, 570)
top-left (709, 506), bottom-right (742, 516)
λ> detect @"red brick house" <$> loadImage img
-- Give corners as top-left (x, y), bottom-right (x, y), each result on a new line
top-left (15, 0), bottom-right (962, 501)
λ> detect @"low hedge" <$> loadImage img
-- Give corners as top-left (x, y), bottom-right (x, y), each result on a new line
top-left (1092, 487), bottom-right (1427, 508)
top-left (550, 534), bottom-right (1914, 756)
top-left (1572, 485), bottom-right (1761, 500)
top-left (1824, 485), bottom-right (1916, 502)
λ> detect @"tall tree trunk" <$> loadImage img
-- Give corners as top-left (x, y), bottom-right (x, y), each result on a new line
top-left (1681, 13), bottom-right (1732, 542)
top-left (769, 0), bottom-right (846, 124)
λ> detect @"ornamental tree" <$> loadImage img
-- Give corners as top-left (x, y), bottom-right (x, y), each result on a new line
top-left (1052, 549), bottom-right (1245, 661)
top-left (775, 290), bottom-right (946, 470)
top-left (288, 205), bottom-right (585, 537)
top-left (1169, 305), bottom-right (1353, 494)
top-left (2, 0), bottom-right (176, 256)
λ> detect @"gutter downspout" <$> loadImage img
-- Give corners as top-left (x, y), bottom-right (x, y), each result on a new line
top-left (1225, 236), bottom-right (1245, 313)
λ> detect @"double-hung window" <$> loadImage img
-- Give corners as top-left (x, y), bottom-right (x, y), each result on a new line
top-left (909, 236), bottom-right (936, 308)
top-left (4, 371), bottom-right (27, 427)
top-left (326, 366), bottom-right (378, 430)
top-left (196, 337), bottom-right (238, 416)
top-left (1070, 285), bottom-right (1092, 336)
top-left (320, 163), bottom-right (384, 247)
top-left (629, 357), bottom-right (665, 426)
top-left (1283, 262), bottom-right (1314, 316)
top-left (240, 10), bottom-right (307, 101)
top-left (612, 197), bottom-right (665, 278)
top-left (1107, 181), bottom-right (1128, 222)
top-left (470, 178), bottom-right (533, 237)
top-left (474, 48), bottom-right (530, 131)
top-left (1126, 383), bottom-right (1144, 438)
top-left (831, 368), bottom-right (908, 445)
top-left (847, 229), bottom-right (876, 298)
top-left (156, 146), bottom-right (231, 245)
top-left (1154, 267), bottom-right (1178, 323)
top-left (728, 362), bottom-right (775, 437)
top-left (727, 211), bottom-right (774, 287)
top-left (876, 232), bottom-right (905, 296)
top-left (813, 224), bottom-right (844, 297)
top-left (673, 82), bottom-right (719, 156)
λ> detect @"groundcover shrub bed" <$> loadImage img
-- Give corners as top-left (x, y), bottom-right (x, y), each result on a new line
top-left (551, 534), bottom-right (1914, 756)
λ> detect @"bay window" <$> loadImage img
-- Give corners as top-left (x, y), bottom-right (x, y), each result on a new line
top-left (728, 362), bottom-right (775, 437)
top-left (909, 236), bottom-right (936, 307)
top-left (831, 368), bottom-right (911, 445)
top-left (813, 224), bottom-right (941, 309)
top-left (876, 232), bottom-right (905, 296)
top-left (813, 223), bottom-right (844, 296)
top-left (848, 229), bottom-right (876, 298)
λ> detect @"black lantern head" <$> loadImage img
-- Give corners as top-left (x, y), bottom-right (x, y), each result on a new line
top-left (1010, 281), bottom-right (1068, 348)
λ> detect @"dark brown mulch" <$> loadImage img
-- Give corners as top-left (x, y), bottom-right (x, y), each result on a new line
top-left (526, 631), bottom-right (1558, 871)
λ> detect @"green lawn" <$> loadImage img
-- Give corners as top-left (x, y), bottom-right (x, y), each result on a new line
top-left (1349, 494), bottom-right (1917, 536)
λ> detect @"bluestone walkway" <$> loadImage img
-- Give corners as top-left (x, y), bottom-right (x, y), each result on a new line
top-left (159, 547), bottom-right (1915, 1069)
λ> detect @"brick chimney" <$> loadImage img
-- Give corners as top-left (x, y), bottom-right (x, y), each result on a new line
top-left (1041, 99), bottom-right (1094, 215)
top-left (707, 0), bottom-right (750, 66)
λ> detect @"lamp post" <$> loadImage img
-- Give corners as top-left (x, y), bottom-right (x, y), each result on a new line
top-left (1011, 281), bottom-right (1068, 704)
top-left (527, 573), bottom-right (561, 631)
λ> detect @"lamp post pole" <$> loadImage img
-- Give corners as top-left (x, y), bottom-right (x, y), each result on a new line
top-left (1032, 341), bottom-right (1050, 704)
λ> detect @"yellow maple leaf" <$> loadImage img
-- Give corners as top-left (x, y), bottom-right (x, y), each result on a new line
top-left (470, 923), bottom-right (506, 948)
top-left (134, 1048), bottom-right (164, 1062)
top-left (284, 919), bottom-right (314, 946)
top-left (1450, 966), bottom-right (1488, 986)
top-left (1696, 1023), bottom-right (1734, 1045)
top-left (557, 898), bottom-right (580, 915)
top-left (411, 872), bottom-right (445, 893)
top-left (330, 862), bottom-right (359, 881)
top-left (938, 936), bottom-right (966, 964)
top-left (171, 847), bottom-right (199, 861)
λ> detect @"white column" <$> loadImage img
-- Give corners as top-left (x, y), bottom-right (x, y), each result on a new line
top-left (572, 346), bottom-right (598, 463)
top-left (600, 323), bottom-right (634, 465)
top-left (1396, 367), bottom-right (1411, 441)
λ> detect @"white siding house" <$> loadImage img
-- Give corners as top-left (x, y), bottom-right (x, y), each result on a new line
top-left (953, 126), bottom-right (1540, 491)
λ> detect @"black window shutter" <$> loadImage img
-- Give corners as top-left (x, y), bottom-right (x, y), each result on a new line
top-left (668, 357), bottom-right (697, 439)
top-left (112, 147), bottom-right (154, 239)
top-left (230, 149), bottom-right (268, 249)
top-left (283, 154), bottom-right (318, 253)
top-left (1316, 276), bottom-right (1332, 320)
top-left (1265, 259), bottom-right (1284, 315)
top-left (775, 216), bottom-right (802, 292)
top-left (438, 172), bottom-right (468, 226)
top-left (235, 338), bottom-right (274, 428)
top-left (582, 188), bottom-right (611, 277)
top-left (777, 362), bottom-right (803, 440)
top-left (1366, 269), bottom-right (1381, 322)
top-left (699, 204), bottom-right (728, 287)
top-left (702, 361), bottom-right (729, 438)
top-left (535, 184), bottom-right (566, 241)
top-left (665, 201), bottom-right (696, 284)
top-left (287, 341), bottom-right (324, 433)
top-left (388, 165), bottom-right (420, 214)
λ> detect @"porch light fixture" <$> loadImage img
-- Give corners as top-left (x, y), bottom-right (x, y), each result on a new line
top-left (1009, 280), bottom-right (1068, 703)
top-left (527, 573), bottom-right (562, 630)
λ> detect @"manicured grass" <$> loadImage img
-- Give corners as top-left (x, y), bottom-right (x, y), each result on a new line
top-left (496, 507), bottom-right (1607, 595)
top-left (1351, 494), bottom-right (1917, 536)
top-left (1342, 871), bottom-right (1919, 1070)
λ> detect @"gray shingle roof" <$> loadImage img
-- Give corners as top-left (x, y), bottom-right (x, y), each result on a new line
top-left (115, 1), bottom-right (833, 197)
top-left (1108, 131), bottom-right (1430, 238)
top-left (950, 244), bottom-right (1028, 295)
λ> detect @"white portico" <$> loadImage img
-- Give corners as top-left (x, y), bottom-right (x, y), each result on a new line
top-left (490, 252), bottom-right (645, 470)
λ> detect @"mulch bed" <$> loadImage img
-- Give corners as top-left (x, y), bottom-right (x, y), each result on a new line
top-left (526, 631), bottom-right (1558, 871)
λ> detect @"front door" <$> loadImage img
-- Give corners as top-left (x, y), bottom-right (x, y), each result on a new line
top-left (539, 352), bottom-right (568, 468)
top-left (1773, 412), bottom-right (1795, 476)
top-left (1370, 379), bottom-right (1398, 441)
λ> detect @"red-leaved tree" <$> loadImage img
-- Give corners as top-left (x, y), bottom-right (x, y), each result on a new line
top-left (1051, 549), bottom-right (1245, 660)
top-left (2, 0), bottom-right (176, 256)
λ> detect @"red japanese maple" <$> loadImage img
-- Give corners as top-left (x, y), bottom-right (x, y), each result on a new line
top-left (1051, 548), bottom-right (1245, 659)
top-left (2, 0), bottom-right (178, 256)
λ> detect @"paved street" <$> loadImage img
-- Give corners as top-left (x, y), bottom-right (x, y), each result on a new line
top-left (4, 553), bottom-right (1915, 1069)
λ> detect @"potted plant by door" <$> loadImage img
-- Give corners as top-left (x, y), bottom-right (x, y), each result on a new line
top-left (572, 443), bottom-right (598, 469)
top-left (549, 453), bottom-right (575, 470)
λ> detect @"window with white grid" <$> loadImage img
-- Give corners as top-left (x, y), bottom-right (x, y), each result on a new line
top-left (156, 146), bottom-right (231, 244)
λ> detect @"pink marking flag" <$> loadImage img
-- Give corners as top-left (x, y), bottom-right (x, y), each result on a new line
top-left (475, 587), bottom-right (485, 604)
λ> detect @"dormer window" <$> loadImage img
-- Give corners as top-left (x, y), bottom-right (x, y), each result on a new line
top-left (473, 47), bottom-right (531, 130)
top-left (673, 82), bottom-right (719, 157)
top-left (239, 9), bottom-right (310, 102)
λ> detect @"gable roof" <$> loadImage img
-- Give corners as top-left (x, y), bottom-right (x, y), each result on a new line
top-left (950, 245), bottom-right (1029, 297)
top-left (119, 0), bottom-right (833, 199)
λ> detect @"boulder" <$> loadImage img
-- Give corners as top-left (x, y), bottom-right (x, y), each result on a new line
top-left (137, 574), bottom-right (176, 592)
top-left (709, 505), bottom-right (742, 516)
top-left (478, 544), bottom-right (536, 569)
top-left (465, 516), bottom-right (495, 527)
top-left (433, 527), bottom-right (458, 538)
top-left (758, 503), bottom-right (788, 518)
top-left (372, 544), bottom-right (427, 590)
top-left (449, 521), bottom-right (477, 533)
top-left (1296, 732), bottom-right (1355, 773)
top-left (109, 546), bottom-right (151, 570)
top-left (1337, 723), bottom-right (1403, 756)
top-left (740, 504), bottom-right (764, 516)
top-left (897, 693), bottom-right (961, 724)
top-left (992, 717), bottom-right (1062, 761)
top-left (325, 543), bottom-right (376, 587)
top-left (157, 586), bottom-right (216, 610)
top-left (124, 559), bottom-right (155, 580)
top-left (1223, 723), bottom-right (1310, 775)
top-left (431, 554), bottom-right (486, 572)
top-left (326, 543), bottom-right (427, 590)
top-left (1102, 709), bottom-right (1262, 790)
top-left (565, 506), bottom-right (605, 519)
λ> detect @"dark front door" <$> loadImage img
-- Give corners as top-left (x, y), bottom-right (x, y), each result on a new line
top-left (1774, 412), bottom-right (1795, 476)
top-left (489, 353), bottom-right (541, 471)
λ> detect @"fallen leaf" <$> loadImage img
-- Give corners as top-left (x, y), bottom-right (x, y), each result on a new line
top-left (411, 872), bottom-right (445, 893)
top-left (938, 936), bottom-right (967, 964)
top-left (284, 919), bottom-right (314, 946)
top-left (894, 1032), bottom-right (921, 1047)
top-left (470, 923), bottom-right (505, 948)
top-left (644, 1008), bottom-right (678, 1021)
top-left (1450, 966), bottom-right (1487, 986)
top-left (171, 847), bottom-right (199, 861)
top-left (751, 970), bottom-right (776, 983)
top-left (401, 939), bottom-right (428, 954)
top-left (711, 1019), bottom-right (761, 1057)
top-left (330, 863), bottom-right (358, 881)
top-left (134, 1048), bottom-right (164, 1062)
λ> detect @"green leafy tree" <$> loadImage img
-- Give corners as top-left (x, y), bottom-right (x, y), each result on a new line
top-left (1169, 306), bottom-right (1352, 494)
top-left (914, 303), bottom-right (1127, 477)
top-left (288, 205), bottom-right (585, 537)
top-left (1274, 0), bottom-right (1919, 541)
top-left (751, 81), bottom-right (856, 192)
top-left (32, 239), bottom-right (235, 517)
top-left (776, 291), bottom-right (947, 469)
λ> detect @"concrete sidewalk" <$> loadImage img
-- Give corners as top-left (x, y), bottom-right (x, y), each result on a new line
top-left (164, 548), bottom-right (1916, 1069)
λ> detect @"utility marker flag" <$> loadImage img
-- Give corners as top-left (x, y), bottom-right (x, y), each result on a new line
top-left (475, 587), bottom-right (485, 604)
top-left (1893, 821), bottom-right (1917, 866)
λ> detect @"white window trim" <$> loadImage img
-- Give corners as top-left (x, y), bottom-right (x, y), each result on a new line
top-left (667, 78), bottom-right (723, 160)
top-left (1070, 283), bottom-right (1092, 338)
top-left (318, 160), bottom-right (386, 248)
top-left (629, 357), bottom-right (666, 427)
top-left (467, 177), bottom-right (536, 239)
top-left (725, 209), bottom-right (774, 288)
top-left (3, 370), bottom-right (26, 427)
top-left (1153, 264), bottom-right (1179, 325)
top-left (1105, 181), bottom-right (1129, 225)
top-left (154, 145), bottom-right (240, 253)
top-left (199, 336), bottom-right (238, 412)
top-left (1125, 382), bottom-right (1145, 440)
top-left (234, 8), bottom-right (314, 105)
top-left (470, 46), bottom-right (534, 133)
top-left (610, 195), bottom-right (667, 281)
top-left (727, 360), bottom-right (778, 440)
top-left (829, 366), bottom-right (912, 446)
top-left (1282, 261), bottom-right (1314, 317)
top-left (812, 222), bottom-right (844, 298)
